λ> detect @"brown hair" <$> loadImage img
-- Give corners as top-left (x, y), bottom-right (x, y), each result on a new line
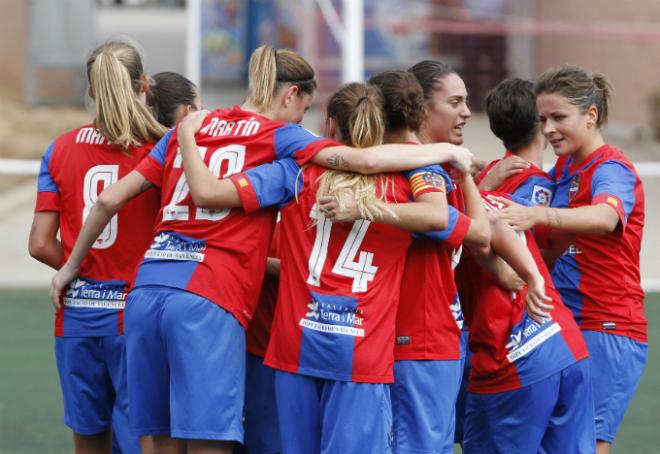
top-left (317, 83), bottom-right (393, 221)
top-left (535, 65), bottom-right (612, 127)
top-left (408, 60), bottom-right (457, 103)
top-left (369, 70), bottom-right (426, 132)
top-left (86, 41), bottom-right (167, 149)
top-left (246, 45), bottom-right (316, 110)
top-left (147, 72), bottom-right (198, 128)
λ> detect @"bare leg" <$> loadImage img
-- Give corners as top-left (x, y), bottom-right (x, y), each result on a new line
top-left (143, 435), bottom-right (186, 454)
top-left (187, 439), bottom-right (235, 454)
top-left (597, 440), bottom-right (611, 454)
top-left (72, 429), bottom-right (112, 454)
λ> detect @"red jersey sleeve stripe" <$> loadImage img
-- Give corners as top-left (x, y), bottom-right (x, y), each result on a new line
top-left (135, 155), bottom-right (164, 188)
top-left (593, 193), bottom-right (627, 229)
top-left (230, 173), bottom-right (261, 213)
top-left (293, 139), bottom-right (343, 166)
top-left (445, 212), bottom-right (471, 249)
top-left (35, 191), bottom-right (60, 212)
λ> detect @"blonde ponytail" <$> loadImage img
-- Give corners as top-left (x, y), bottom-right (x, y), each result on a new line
top-left (246, 45), bottom-right (316, 111)
top-left (316, 83), bottom-right (395, 221)
top-left (87, 41), bottom-right (167, 150)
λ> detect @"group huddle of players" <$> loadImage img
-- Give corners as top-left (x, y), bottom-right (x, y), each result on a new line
top-left (29, 39), bottom-right (646, 454)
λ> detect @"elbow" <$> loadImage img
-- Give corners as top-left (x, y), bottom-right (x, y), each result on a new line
top-left (189, 188), bottom-right (218, 209)
top-left (97, 190), bottom-right (124, 214)
top-left (28, 240), bottom-right (46, 261)
top-left (430, 212), bottom-right (449, 231)
top-left (599, 218), bottom-right (619, 234)
top-left (355, 153), bottom-right (380, 174)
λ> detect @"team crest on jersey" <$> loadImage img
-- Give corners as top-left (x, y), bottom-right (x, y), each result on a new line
top-left (532, 185), bottom-right (552, 206)
top-left (64, 277), bottom-right (127, 309)
top-left (568, 175), bottom-right (581, 202)
top-left (423, 172), bottom-right (446, 190)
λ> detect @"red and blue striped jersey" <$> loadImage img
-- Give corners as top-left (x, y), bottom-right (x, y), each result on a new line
top-left (475, 151), bottom-right (555, 206)
top-left (395, 165), bottom-right (471, 361)
top-left (461, 192), bottom-right (588, 394)
top-left (35, 125), bottom-right (160, 337)
top-left (231, 159), bottom-right (445, 383)
top-left (548, 144), bottom-right (646, 341)
top-left (133, 106), bottom-right (338, 329)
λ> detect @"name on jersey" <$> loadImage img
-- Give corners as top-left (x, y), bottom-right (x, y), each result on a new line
top-left (506, 315), bottom-right (561, 363)
top-left (144, 231), bottom-right (206, 262)
top-left (199, 117), bottom-right (261, 138)
top-left (63, 277), bottom-right (127, 309)
top-left (562, 244), bottom-right (583, 256)
top-left (75, 127), bottom-right (107, 145)
top-left (300, 299), bottom-right (365, 337)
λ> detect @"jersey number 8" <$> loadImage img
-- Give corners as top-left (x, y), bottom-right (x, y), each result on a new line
top-left (83, 165), bottom-right (119, 249)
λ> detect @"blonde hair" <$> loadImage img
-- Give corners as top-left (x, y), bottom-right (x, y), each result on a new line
top-left (86, 41), bottom-right (167, 150)
top-left (316, 83), bottom-right (395, 221)
top-left (246, 45), bottom-right (316, 110)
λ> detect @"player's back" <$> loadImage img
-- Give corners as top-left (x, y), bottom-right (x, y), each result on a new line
top-left (265, 165), bottom-right (413, 383)
top-left (37, 125), bottom-right (160, 335)
top-left (133, 106), bottom-right (336, 329)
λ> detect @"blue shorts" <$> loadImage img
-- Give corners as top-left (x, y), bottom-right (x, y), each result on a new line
top-left (54, 335), bottom-right (139, 453)
top-left (241, 354), bottom-right (281, 454)
top-left (454, 330), bottom-right (470, 444)
top-left (463, 359), bottom-right (595, 454)
top-left (124, 286), bottom-right (246, 441)
top-left (582, 331), bottom-right (648, 443)
top-left (274, 370), bottom-right (392, 454)
top-left (392, 359), bottom-right (463, 454)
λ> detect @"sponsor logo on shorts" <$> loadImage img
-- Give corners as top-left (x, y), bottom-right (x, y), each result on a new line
top-left (300, 298), bottom-right (365, 337)
top-left (144, 231), bottom-right (206, 262)
top-left (506, 317), bottom-right (561, 363)
top-left (63, 278), bottom-right (127, 309)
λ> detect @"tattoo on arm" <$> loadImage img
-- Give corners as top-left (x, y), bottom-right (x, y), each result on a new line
top-left (545, 207), bottom-right (563, 227)
top-left (325, 153), bottom-right (350, 170)
top-left (139, 180), bottom-right (154, 193)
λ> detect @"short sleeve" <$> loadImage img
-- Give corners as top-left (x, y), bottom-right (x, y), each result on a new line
top-left (417, 205), bottom-right (471, 248)
top-left (273, 124), bottom-right (341, 164)
top-left (135, 129), bottom-right (173, 187)
top-left (403, 165), bottom-right (449, 199)
top-left (590, 160), bottom-right (636, 228)
top-left (35, 142), bottom-right (60, 212)
top-left (512, 176), bottom-right (555, 206)
top-left (230, 158), bottom-right (301, 213)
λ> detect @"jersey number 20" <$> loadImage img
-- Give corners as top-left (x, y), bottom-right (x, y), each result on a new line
top-left (163, 145), bottom-right (246, 221)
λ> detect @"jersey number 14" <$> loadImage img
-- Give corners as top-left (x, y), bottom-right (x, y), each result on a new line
top-left (307, 204), bottom-right (378, 293)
